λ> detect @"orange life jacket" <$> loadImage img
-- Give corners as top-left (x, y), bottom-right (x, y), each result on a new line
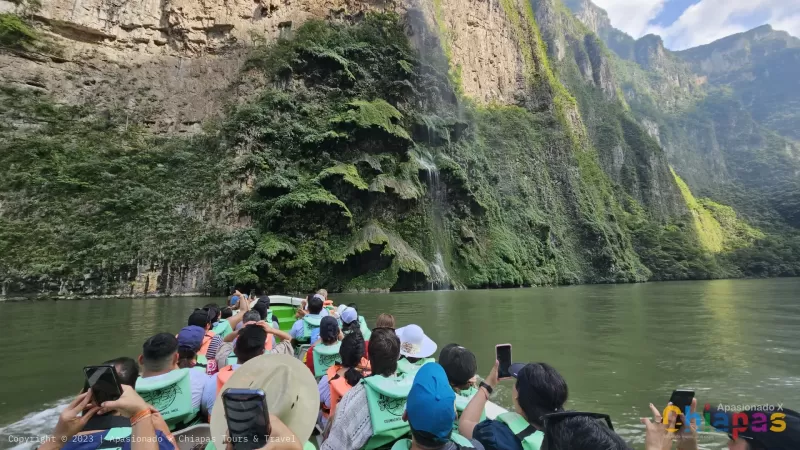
top-left (215, 365), bottom-right (236, 395)
top-left (265, 334), bottom-right (273, 351)
top-left (325, 358), bottom-right (371, 418)
top-left (198, 331), bottom-right (216, 356)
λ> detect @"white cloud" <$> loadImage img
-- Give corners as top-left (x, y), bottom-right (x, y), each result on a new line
top-left (591, 0), bottom-right (666, 37)
top-left (591, 0), bottom-right (800, 50)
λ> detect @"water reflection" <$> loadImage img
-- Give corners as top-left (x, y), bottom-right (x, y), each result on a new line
top-left (2, 278), bottom-right (799, 450)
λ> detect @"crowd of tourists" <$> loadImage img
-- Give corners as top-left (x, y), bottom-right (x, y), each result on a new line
top-left (41, 289), bottom-right (800, 450)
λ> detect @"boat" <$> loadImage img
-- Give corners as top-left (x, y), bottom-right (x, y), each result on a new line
top-left (173, 295), bottom-right (510, 449)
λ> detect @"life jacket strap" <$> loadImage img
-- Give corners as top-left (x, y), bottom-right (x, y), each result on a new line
top-left (516, 425), bottom-right (538, 442)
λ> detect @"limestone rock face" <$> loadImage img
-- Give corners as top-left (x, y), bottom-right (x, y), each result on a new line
top-left (1, 0), bottom-right (534, 132)
top-left (431, 0), bottom-right (526, 103)
top-left (0, 0), bottom-right (401, 132)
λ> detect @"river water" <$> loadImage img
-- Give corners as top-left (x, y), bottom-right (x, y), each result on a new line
top-left (2, 278), bottom-right (800, 449)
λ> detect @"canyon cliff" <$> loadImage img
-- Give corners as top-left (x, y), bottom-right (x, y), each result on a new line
top-left (1, 0), bottom-right (796, 297)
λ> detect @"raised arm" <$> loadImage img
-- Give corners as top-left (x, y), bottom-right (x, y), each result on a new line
top-left (459, 360), bottom-right (498, 439)
top-left (225, 292), bottom-right (251, 329)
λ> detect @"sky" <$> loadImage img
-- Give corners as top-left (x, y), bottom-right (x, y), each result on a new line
top-left (591, 0), bottom-right (800, 50)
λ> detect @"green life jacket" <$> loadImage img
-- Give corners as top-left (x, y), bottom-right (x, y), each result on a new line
top-left (389, 433), bottom-right (475, 450)
top-left (212, 320), bottom-right (233, 339)
top-left (226, 354), bottom-right (238, 366)
top-left (298, 315), bottom-right (322, 342)
top-left (312, 342), bottom-right (341, 377)
top-left (96, 427), bottom-right (132, 450)
top-left (358, 316), bottom-right (372, 340)
top-left (267, 310), bottom-right (273, 324)
top-left (453, 386), bottom-right (486, 430)
top-left (362, 374), bottom-right (413, 450)
top-left (135, 368), bottom-right (198, 431)
top-left (496, 412), bottom-right (544, 450)
top-left (195, 353), bottom-right (208, 368)
top-left (396, 357), bottom-right (434, 376)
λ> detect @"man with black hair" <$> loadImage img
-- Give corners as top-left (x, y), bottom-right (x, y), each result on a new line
top-left (104, 357), bottom-right (139, 387)
top-left (459, 361), bottom-right (568, 450)
top-left (290, 294), bottom-right (325, 343)
top-left (201, 324), bottom-right (268, 416)
top-left (139, 332), bottom-right (209, 410)
top-left (440, 344), bottom-right (483, 432)
top-left (322, 328), bottom-right (409, 450)
top-left (545, 415), bottom-right (630, 450)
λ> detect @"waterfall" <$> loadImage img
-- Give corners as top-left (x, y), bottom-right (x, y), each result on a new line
top-left (416, 150), bottom-right (452, 290)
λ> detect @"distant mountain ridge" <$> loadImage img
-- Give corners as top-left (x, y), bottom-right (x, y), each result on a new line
top-left (677, 25), bottom-right (800, 140)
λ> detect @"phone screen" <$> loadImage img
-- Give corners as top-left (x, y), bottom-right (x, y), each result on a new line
top-left (84, 366), bottom-right (122, 405)
top-left (223, 389), bottom-right (270, 450)
top-left (669, 389), bottom-right (695, 429)
top-left (496, 344), bottom-right (512, 379)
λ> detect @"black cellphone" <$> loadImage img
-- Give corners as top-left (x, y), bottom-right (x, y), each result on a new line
top-left (223, 388), bottom-right (270, 450)
top-left (83, 365), bottom-right (122, 405)
top-left (669, 389), bottom-right (695, 429)
top-left (496, 344), bottom-right (512, 380)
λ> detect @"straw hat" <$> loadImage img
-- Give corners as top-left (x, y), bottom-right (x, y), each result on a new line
top-left (396, 324), bottom-right (437, 359)
top-left (210, 354), bottom-right (319, 446)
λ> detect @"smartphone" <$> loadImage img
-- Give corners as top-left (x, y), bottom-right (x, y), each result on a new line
top-left (668, 389), bottom-right (695, 429)
top-left (83, 365), bottom-right (122, 405)
top-left (496, 344), bottom-right (512, 380)
top-left (222, 388), bottom-right (270, 450)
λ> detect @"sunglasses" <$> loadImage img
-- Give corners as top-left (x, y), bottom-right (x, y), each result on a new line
top-left (541, 411), bottom-right (614, 449)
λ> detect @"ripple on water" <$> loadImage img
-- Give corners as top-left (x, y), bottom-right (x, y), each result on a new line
top-left (0, 399), bottom-right (69, 450)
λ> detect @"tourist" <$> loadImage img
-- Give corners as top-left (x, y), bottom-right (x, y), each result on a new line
top-left (41, 360), bottom-right (175, 450)
top-left (220, 306), bottom-right (232, 319)
top-left (225, 314), bottom-right (293, 354)
top-left (459, 361), bottom-right (568, 450)
top-left (291, 294), bottom-right (325, 343)
top-left (319, 332), bottom-right (370, 423)
top-left (340, 306), bottom-right (361, 335)
top-left (186, 309), bottom-right (225, 363)
top-left (439, 344), bottom-right (482, 430)
top-left (176, 325), bottom-right (206, 370)
top-left (346, 303), bottom-right (372, 339)
top-left (376, 313), bottom-right (396, 328)
top-left (393, 363), bottom-right (486, 450)
top-left (321, 328), bottom-right (409, 450)
top-left (207, 354), bottom-right (322, 450)
top-left (229, 289), bottom-right (244, 309)
top-left (252, 295), bottom-right (280, 329)
top-left (396, 324), bottom-right (437, 375)
top-left (201, 324), bottom-right (267, 415)
top-left (544, 414), bottom-right (629, 450)
top-left (297, 293), bottom-right (330, 319)
top-left (310, 316), bottom-right (344, 377)
top-left (138, 333), bottom-right (208, 412)
top-left (204, 303), bottom-right (233, 338)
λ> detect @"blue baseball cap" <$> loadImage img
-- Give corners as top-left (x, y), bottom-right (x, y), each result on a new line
top-left (406, 363), bottom-right (456, 441)
top-left (177, 325), bottom-right (205, 351)
top-left (341, 307), bottom-right (358, 325)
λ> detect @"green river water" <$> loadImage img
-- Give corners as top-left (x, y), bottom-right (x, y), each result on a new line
top-left (2, 278), bottom-right (800, 449)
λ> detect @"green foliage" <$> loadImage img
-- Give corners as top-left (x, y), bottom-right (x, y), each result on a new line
top-left (0, 13), bottom-right (37, 50)
top-left (0, 87), bottom-right (225, 293)
top-left (318, 164), bottom-right (369, 191)
top-left (331, 100), bottom-right (411, 142)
